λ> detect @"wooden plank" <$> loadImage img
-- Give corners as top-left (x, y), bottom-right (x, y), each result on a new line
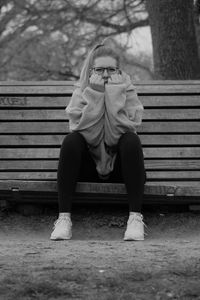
top-left (0, 135), bottom-right (64, 145)
top-left (144, 159), bottom-right (200, 170)
top-left (0, 96), bottom-right (69, 107)
top-left (0, 121), bottom-right (69, 133)
top-left (147, 171), bottom-right (200, 179)
top-left (139, 122), bottom-right (200, 133)
top-left (0, 109), bottom-right (67, 120)
top-left (0, 81), bottom-right (75, 86)
top-left (136, 84), bottom-right (200, 94)
top-left (1, 121), bottom-right (200, 134)
top-left (139, 95), bottom-right (200, 107)
top-left (2, 80), bottom-right (200, 86)
top-left (0, 172), bottom-right (57, 179)
top-left (0, 180), bottom-right (200, 196)
top-left (1, 80), bottom-right (200, 94)
top-left (1, 95), bottom-right (199, 108)
top-left (0, 170), bottom-right (200, 180)
top-left (175, 186), bottom-right (200, 196)
top-left (0, 83), bottom-right (75, 95)
top-left (0, 160), bottom-right (58, 170)
top-left (1, 134), bottom-right (200, 146)
top-left (0, 179), bottom-right (182, 194)
top-left (144, 109), bottom-right (200, 120)
top-left (1, 108), bottom-right (200, 120)
top-left (143, 147), bottom-right (200, 158)
top-left (1, 147), bottom-right (200, 159)
top-left (0, 148), bottom-right (59, 159)
top-left (140, 135), bottom-right (200, 145)
top-left (65, 95), bottom-right (200, 107)
top-left (146, 181), bottom-right (200, 186)
top-left (1, 159), bottom-right (200, 171)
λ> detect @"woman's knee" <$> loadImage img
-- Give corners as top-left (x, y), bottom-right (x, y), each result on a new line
top-left (119, 132), bottom-right (142, 150)
top-left (61, 132), bottom-right (86, 153)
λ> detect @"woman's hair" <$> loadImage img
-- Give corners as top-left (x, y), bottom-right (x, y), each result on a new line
top-left (92, 45), bottom-right (120, 67)
top-left (77, 38), bottom-right (120, 91)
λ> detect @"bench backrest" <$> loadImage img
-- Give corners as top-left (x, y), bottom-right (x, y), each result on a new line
top-left (0, 81), bottom-right (200, 193)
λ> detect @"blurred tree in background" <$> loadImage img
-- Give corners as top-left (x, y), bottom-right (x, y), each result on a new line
top-left (0, 0), bottom-right (200, 81)
top-left (146, 0), bottom-right (200, 79)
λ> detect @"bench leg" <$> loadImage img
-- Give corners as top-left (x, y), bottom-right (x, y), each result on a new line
top-left (0, 199), bottom-right (11, 211)
top-left (16, 203), bottom-right (44, 216)
top-left (189, 205), bottom-right (200, 211)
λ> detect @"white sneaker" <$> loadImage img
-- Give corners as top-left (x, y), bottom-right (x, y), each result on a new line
top-left (124, 213), bottom-right (145, 241)
top-left (50, 216), bottom-right (72, 240)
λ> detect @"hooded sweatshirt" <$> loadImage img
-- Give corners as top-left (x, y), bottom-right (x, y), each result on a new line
top-left (65, 71), bottom-right (143, 177)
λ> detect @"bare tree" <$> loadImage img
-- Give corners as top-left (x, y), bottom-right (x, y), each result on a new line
top-left (0, 0), bottom-right (151, 80)
top-left (1, 0), bottom-right (200, 80)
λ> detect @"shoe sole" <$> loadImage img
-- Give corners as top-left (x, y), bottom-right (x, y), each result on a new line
top-left (124, 236), bottom-right (144, 241)
top-left (50, 235), bottom-right (72, 240)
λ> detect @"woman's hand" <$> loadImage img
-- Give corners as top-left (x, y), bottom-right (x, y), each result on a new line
top-left (89, 73), bottom-right (105, 93)
top-left (107, 73), bottom-right (123, 85)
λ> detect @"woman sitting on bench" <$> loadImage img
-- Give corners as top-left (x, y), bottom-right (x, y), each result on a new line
top-left (50, 38), bottom-right (146, 241)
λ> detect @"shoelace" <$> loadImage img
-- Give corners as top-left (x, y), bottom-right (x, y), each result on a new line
top-left (129, 215), bottom-right (148, 235)
top-left (53, 217), bottom-right (71, 228)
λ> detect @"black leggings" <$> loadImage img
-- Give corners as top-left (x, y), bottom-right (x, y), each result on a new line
top-left (57, 131), bottom-right (146, 213)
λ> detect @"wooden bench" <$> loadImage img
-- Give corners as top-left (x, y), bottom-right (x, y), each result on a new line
top-left (0, 81), bottom-right (200, 206)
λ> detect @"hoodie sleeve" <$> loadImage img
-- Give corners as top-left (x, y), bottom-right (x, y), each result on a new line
top-left (104, 73), bottom-right (144, 146)
top-left (124, 84), bottom-right (144, 126)
top-left (65, 86), bottom-right (105, 131)
top-left (104, 73), bottom-right (144, 129)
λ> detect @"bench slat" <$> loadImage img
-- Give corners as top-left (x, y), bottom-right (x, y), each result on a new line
top-left (144, 109), bottom-right (200, 120)
top-left (139, 95), bottom-right (200, 107)
top-left (1, 147), bottom-right (200, 158)
top-left (1, 81), bottom-right (200, 94)
top-left (0, 161), bottom-right (58, 169)
top-left (1, 134), bottom-right (200, 146)
top-left (0, 96), bottom-right (69, 107)
top-left (0, 170), bottom-right (200, 180)
top-left (0, 121), bottom-right (69, 133)
top-left (140, 135), bottom-right (200, 145)
top-left (140, 122), bottom-right (200, 133)
top-left (143, 147), bottom-right (200, 158)
top-left (0, 84), bottom-right (74, 95)
top-left (0, 180), bottom-right (200, 196)
top-left (1, 159), bottom-right (200, 170)
top-left (1, 121), bottom-right (200, 133)
top-left (147, 171), bottom-right (200, 179)
top-left (0, 109), bottom-right (67, 120)
top-left (0, 135), bottom-right (64, 145)
top-left (145, 159), bottom-right (200, 169)
top-left (1, 108), bottom-right (200, 120)
top-left (1, 95), bottom-right (200, 108)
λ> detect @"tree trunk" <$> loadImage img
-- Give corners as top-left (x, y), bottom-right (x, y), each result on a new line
top-left (146, 0), bottom-right (200, 79)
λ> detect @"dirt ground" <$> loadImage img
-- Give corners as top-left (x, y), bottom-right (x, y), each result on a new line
top-left (0, 205), bottom-right (200, 300)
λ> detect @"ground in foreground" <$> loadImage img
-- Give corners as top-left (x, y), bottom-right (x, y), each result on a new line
top-left (0, 207), bottom-right (200, 300)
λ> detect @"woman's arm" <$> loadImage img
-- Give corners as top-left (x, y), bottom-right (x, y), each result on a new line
top-left (105, 72), bottom-right (143, 128)
top-left (104, 72), bottom-right (143, 146)
top-left (66, 86), bottom-right (105, 131)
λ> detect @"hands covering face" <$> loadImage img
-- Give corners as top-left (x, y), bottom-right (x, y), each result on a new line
top-left (107, 73), bottom-right (123, 84)
top-left (89, 73), bottom-right (105, 93)
top-left (89, 72), bottom-right (123, 92)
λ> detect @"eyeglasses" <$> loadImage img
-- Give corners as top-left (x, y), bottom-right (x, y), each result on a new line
top-left (91, 67), bottom-right (119, 75)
